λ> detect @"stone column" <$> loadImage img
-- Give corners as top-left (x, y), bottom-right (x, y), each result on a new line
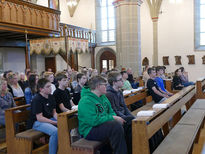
top-left (113, 0), bottom-right (143, 76)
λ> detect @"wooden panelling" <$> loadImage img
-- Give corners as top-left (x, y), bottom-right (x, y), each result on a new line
top-left (0, 0), bottom-right (60, 35)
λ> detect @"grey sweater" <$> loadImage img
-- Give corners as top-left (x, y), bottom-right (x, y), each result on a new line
top-left (0, 92), bottom-right (16, 116)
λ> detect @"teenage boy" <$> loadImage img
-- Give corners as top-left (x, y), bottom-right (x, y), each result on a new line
top-left (121, 71), bottom-right (133, 90)
top-left (78, 76), bottom-right (127, 154)
top-left (155, 66), bottom-right (173, 96)
top-left (30, 78), bottom-right (58, 154)
top-left (53, 72), bottom-right (76, 113)
top-left (147, 67), bottom-right (169, 103)
top-left (106, 72), bottom-right (135, 154)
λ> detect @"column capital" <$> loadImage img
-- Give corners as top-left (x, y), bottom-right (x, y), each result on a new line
top-left (113, 0), bottom-right (143, 7)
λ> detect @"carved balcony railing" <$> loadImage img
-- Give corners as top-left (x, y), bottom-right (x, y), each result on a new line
top-left (0, 0), bottom-right (61, 36)
top-left (60, 23), bottom-right (96, 46)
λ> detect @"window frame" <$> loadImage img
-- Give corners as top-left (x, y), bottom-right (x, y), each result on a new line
top-left (96, 0), bottom-right (116, 46)
top-left (195, 0), bottom-right (205, 50)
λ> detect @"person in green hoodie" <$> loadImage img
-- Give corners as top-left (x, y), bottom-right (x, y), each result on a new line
top-left (78, 75), bottom-right (128, 154)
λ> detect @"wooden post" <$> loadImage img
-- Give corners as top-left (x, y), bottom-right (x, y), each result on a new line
top-left (64, 25), bottom-right (69, 69)
top-left (25, 31), bottom-right (30, 69)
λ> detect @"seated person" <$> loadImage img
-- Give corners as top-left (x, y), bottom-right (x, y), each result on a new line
top-left (0, 78), bottom-right (16, 125)
top-left (143, 65), bottom-right (150, 88)
top-left (18, 73), bottom-right (27, 92)
top-left (155, 66), bottom-right (173, 96)
top-left (53, 72), bottom-right (76, 113)
top-left (179, 67), bottom-right (194, 87)
top-left (73, 73), bottom-right (87, 105)
top-left (121, 71), bottom-right (132, 91)
top-left (24, 74), bottom-right (39, 105)
top-left (147, 68), bottom-right (169, 103)
top-left (127, 68), bottom-right (139, 89)
top-left (173, 69), bottom-right (184, 90)
top-left (78, 76), bottom-right (127, 154)
top-left (106, 72), bottom-right (135, 154)
top-left (43, 72), bottom-right (56, 94)
top-left (30, 78), bottom-right (58, 154)
top-left (8, 72), bottom-right (24, 97)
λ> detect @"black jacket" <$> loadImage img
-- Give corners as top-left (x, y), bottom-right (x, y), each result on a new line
top-left (106, 85), bottom-right (134, 119)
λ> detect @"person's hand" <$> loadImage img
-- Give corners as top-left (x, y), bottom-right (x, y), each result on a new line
top-left (51, 120), bottom-right (57, 126)
top-left (164, 94), bottom-right (169, 98)
top-left (113, 116), bottom-right (126, 125)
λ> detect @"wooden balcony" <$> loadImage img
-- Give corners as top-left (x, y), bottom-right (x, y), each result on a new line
top-left (0, 0), bottom-right (61, 37)
top-left (60, 23), bottom-right (96, 46)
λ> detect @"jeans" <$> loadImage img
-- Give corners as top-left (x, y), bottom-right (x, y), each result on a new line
top-left (85, 120), bottom-right (127, 154)
top-left (32, 118), bottom-right (58, 154)
top-left (0, 116), bottom-right (5, 126)
top-left (182, 82), bottom-right (195, 87)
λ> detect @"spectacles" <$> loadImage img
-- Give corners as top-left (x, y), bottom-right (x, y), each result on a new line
top-left (116, 78), bottom-right (123, 82)
top-left (99, 83), bottom-right (107, 86)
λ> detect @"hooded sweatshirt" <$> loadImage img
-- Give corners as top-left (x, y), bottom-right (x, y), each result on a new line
top-left (78, 87), bottom-right (116, 138)
top-left (106, 85), bottom-right (133, 119)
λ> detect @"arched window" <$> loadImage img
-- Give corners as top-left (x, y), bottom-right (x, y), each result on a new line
top-left (96, 0), bottom-right (116, 45)
top-left (195, 0), bottom-right (205, 50)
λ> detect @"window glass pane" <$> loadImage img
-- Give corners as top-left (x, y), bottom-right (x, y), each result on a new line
top-left (102, 31), bottom-right (108, 42)
top-left (101, 7), bottom-right (107, 19)
top-left (109, 30), bottom-right (115, 41)
top-left (101, 19), bottom-right (108, 30)
top-left (108, 0), bottom-right (114, 6)
top-left (101, 0), bottom-right (106, 6)
top-left (200, 33), bottom-right (205, 45)
top-left (200, 19), bottom-right (205, 32)
top-left (200, 5), bottom-right (205, 18)
top-left (108, 6), bottom-right (115, 18)
top-left (201, 0), bottom-right (205, 4)
top-left (102, 60), bottom-right (107, 69)
top-left (109, 60), bottom-right (114, 69)
top-left (109, 18), bottom-right (115, 29)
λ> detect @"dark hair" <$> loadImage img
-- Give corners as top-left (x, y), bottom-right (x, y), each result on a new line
top-left (108, 72), bottom-right (121, 86)
top-left (37, 78), bottom-right (50, 92)
top-left (147, 68), bottom-right (155, 75)
top-left (77, 73), bottom-right (85, 82)
top-left (55, 72), bottom-right (67, 82)
top-left (120, 71), bottom-right (127, 76)
top-left (88, 76), bottom-right (107, 90)
top-left (156, 66), bottom-right (164, 72)
top-left (179, 67), bottom-right (184, 72)
top-left (28, 74), bottom-right (38, 94)
top-left (174, 69), bottom-right (179, 76)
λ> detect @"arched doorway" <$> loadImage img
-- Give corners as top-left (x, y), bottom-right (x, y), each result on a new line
top-left (100, 51), bottom-right (116, 72)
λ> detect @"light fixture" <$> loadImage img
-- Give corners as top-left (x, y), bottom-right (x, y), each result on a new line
top-left (67, 0), bottom-right (77, 7)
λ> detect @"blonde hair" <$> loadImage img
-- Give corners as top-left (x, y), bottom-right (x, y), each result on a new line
top-left (0, 78), bottom-right (8, 94)
top-left (43, 72), bottom-right (54, 79)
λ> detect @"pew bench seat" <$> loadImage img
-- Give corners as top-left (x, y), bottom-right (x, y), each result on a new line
top-left (191, 99), bottom-right (205, 110)
top-left (71, 138), bottom-right (104, 151)
top-left (153, 124), bottom-right (199, 154)
top-left (15, 129), bottom-right (45, 141)
top-left (153, 106), bottom-right (205, 154)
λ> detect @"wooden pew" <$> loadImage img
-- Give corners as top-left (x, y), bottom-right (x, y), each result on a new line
top-left (154, 99), bottom-right (205, 154)
top-left (124, 88), bottom-right (148, 107)
top-left (14, 96), bottom-right (26, 106)
top-left (196, 77), bottom-right (205, 99)
top-left (132, 85), bottom-right (196, 154)
top-left (5, 104), bottom-right (48, 154)
top-left (58, 110), bottom-right (105, 154)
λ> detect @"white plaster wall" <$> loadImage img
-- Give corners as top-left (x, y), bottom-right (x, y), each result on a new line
top-left (78, 53), bottom-right (91, 68)
top-left (36, 55), bottom-right (45, 75)
top-left (37, 0), bottom-right (48, 7)
top-left (141, 0), bottom-right (205, 82)
top-left (60, 0), bottom-right (96, 29)
top-left (56, 54), bottom-right (67, 71)
top-left (0, 48), bottom-right (26, 73)
top-left (140, 1), bottom-right (153, 66)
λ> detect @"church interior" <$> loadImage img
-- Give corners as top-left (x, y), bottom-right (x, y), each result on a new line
top-left (0, 0), bottom-right (205, 154)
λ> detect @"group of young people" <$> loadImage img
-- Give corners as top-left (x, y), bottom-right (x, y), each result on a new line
top-left (0, 65), bottom-right (194, 154)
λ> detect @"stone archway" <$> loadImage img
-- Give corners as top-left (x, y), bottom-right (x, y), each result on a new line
top-left (96, 47), bottom-right (116, 72)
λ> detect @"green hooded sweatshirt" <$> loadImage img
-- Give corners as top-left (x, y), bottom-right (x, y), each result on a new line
top-left (78, 87), bottom-right (116, 138)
